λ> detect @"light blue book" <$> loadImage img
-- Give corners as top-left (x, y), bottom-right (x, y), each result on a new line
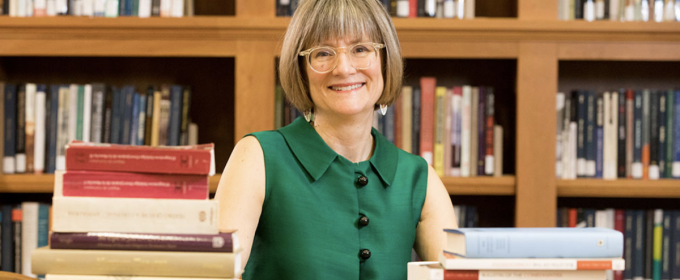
top-left (444, 227), bottom-right (623, 259)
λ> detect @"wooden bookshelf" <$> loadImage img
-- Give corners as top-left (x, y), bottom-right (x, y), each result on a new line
top-left (0, 0), bottom-right (679, 227)
top-left (0, 174), bottom-right (515, 196)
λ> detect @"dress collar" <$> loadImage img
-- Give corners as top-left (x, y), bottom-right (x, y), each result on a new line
top-left (278, 117), bottom-right (398, 186)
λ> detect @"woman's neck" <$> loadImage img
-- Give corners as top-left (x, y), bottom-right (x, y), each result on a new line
top-left (310, 111), bottom-right (375, 163)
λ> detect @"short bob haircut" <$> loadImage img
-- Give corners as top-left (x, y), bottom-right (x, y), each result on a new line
top-left (279, 0), bottom-right (403, 112)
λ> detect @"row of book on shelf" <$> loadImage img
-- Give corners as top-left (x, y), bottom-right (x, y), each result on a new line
top-left (276, 78), bottom-right (505, 178)
top-left (558, 0), bottom-right (680, 22)
top-left (276, 0), bottom-right (477, 19)
top-left (1, 82), bottom-right (199, 175)
top-left (1, 0), bottom-right (194, 17)
top-left (409, 227), bottom-right (624, 280)
top-left (1, 141), bottom-right (243, 280)
top-left (556, 207), bottom-right (680, 280)
top-left (555, 89), bottom-right (680, 180)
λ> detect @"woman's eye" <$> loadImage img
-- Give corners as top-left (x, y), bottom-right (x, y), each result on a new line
top-left (315, 50), bottom-right (334, 58)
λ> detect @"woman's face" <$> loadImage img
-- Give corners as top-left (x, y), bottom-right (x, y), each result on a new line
top-left (305, 36), bottom-right (384, 119)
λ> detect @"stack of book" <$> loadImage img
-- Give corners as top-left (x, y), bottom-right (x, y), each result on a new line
top-left (29, 141), bottom-right (243, 280)
top-left (408, 227), bottom-right (625, 280)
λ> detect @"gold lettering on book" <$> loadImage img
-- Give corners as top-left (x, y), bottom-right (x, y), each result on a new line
top-left (88, 153), bottom-right (177, 161)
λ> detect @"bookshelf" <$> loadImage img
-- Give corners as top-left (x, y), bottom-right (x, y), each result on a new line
top-left (0, 0), bottom-right (679, 228)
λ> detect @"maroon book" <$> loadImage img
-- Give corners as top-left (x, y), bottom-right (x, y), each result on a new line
top-left (50, 231), bottom-right (237, 252)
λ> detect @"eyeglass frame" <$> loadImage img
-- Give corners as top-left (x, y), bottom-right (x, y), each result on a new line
top-left (298, 42), bottom-right (386, 74)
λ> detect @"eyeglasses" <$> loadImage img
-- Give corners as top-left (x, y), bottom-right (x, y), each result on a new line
top-left (299, 42), bottom-right (385, 74)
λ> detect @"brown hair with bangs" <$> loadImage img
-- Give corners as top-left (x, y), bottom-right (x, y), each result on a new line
top-left (278, 0), bottom-right (403, 112)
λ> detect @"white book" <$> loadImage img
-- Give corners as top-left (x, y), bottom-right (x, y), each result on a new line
top-left (52, 196), bottom-right (220, 234)
top-left (21, 202), bottom-right (39, 278)
top-left (596, 0), bottom-right (606, 18)
top-left (82, 0), bottom-right (94, 16)
top-left (93, 0), bottom-right (105, 16)
top-left (610, 0), bottom-right (620, 20)
top-left (72, 0), bottom-right (83, 15)
top-left (54, 0), bottom-right (66, 14)
top-left (464, 0), bottom-right (474, 18)
top-left (82, 84), bottom-right (92, 142)
top-left (444, 0), bottom-right (455, 18)
top-left (105, 0), bottom-right (118, 17)
top-left (585, 0), bottom-right (596, 21)
top-left (171, 0), bottom-right (182, 17)
top-left (625, 1), bottom-right (635, 20)
top-left (605, 92), bottom-right (619, 180)
top-left (46, 0), bottom-right (56, 15)
top-left (396, 0), bottom-right (409, 17)
top-left (34, 87), bottom-right (46, 174)
top-left (449, 89), bottom-right (461, 176)
top-left (160, 0), bottom-right (171, 17)
top-left (655, 0), bottom-right (664, 21)
top-left (17, 0), bottom-right (27, 16)
top-left (460, 85), bottom-right (471, 177)
top-left (47, 275), bottom-right (235, 280)
top-left (188, 122), bottom-right (198, 145)
top-left (641, 0), bottom-right (650, 21)
top-left (675, 0), bottom-right (680, 21)
top-left (665, 0), bottom-right (675, 20)
top-left (10, 0), bottom-right (18, 16)
top-left (568, 122), bottom-right (578, 179)
top-left (138, 0), bottom-right (151, 17)
top-left (34, 0), bottom-right (47, 16)
top-left (457, 0), bottom-right (465, 18)
top-left (556, 92), bottom-right (565, 178)
top-left (603, 92), bottom-right (612, 179)
top-left (493, 125), bottom-right (503, 177)
top-left (68, 84), bottom-right (78, 143)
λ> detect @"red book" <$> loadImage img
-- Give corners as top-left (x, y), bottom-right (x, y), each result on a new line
top-left (50, 231), bottom-right (237, 252)
top-left (568, 208), bottom-right (578, 227)
top-left (419, 77), bottom-right (437, 165)
top-left (614, 209), bottom-right (625, 280)
top-left (56, 170), bottom-right (209, 200)
top-left (394, 94), bottom-right (403, 150)
top-left (65, 141), bottom-right (215, 175)
top-left (409, 0), bottom-right (417, 18)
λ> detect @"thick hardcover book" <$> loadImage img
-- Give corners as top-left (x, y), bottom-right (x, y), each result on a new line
top-left (633, 210), bottom-right (645, 280)
top-left (660, 210), bottom-right (671, 280)
top-left (167, 85), bottom-right (183, 146)
top-left (484, 88), bottom-right (494, 176)
top-left (443, 227), bottom-right (623, 259)
top-left (64, 141), bottom-right (214, 175)
top-left (642, 89), bottom-right (651, 179)
top-left (444, 228), bottom-right (623, 258)
top-left (4, 84), bottom-right (16, 174)
top-left (1, 205), bottom-right (14, 272)
top-left (46, 85), bottom-right (59, 174)
top-left (24, 83), bottom-right (36, 174)
top-left (52, 196), bottom-right (219, 234)
top-left (586, 90), bottom-right (596, 177)
top-left (31, 247), bottom-right (242, 278)
top-left (15, 85), bottom-right (26, 173)
top-left (54, 170), bottom-right (208, 199)
top-left (439, 252), bottom-right (625, 271)
top-left (624, 210), bottom-right (634, 280)
top-left (633, 90), bottom-right (643, 179)
top-left (433, 86), bottom-right (446, 176)
top-left (649, 91), bottom-right (660, 179)
top-left (50, 231), bottom-right (238, 252)
top-left (34, 85), bottom-right (47, 174)
top-left (577, 90), bottom-right (587, 177)
top-left (476, 87), bottom-right (486, 176)
top-left (658, 91), bottom-right (667, 178)
top-left (596, 92), bottom-right (604, 178)
top-left (460, 86), bottom-right (472, 177)
top-left (408, 262), bottom-right (607, 280)
top-left (618, 89), bottom-right (627, 178)
top-left (665, 89), bottom-right (674, 178)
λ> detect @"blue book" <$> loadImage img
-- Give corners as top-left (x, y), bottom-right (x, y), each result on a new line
top-left (671, 211), bottom-right (680, 279)
top-left (121, 86), bottom-right (135, 145)
top-left (130, 92), bottom-right (140, 145)
top-left (1, 205), bottom-right (13, 272)
top-left (660, 210), bottom-right (672, 280)
top-left (168, 85), bottom-right (183, 146)
top-left (46, 85), bottom-right (59, 174)
top-left (624, 210), bottom-right (634, 280)
top-left (136, 93), bottom-right (147, 146)
top-left (442, 227), bottom-right (623, 259)
top-left (3, 84), bottom-right (17, 174)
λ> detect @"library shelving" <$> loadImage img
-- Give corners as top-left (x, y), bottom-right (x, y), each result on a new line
top-left (1, 0), bottom-right (679, 227)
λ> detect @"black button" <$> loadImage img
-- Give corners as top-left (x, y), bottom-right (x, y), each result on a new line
top-left (356, 175), bottom-right (368, 186)
top-left (360, 249), bottom-right (371, 260)
top-left (359, 215), bottom-right (369, 226)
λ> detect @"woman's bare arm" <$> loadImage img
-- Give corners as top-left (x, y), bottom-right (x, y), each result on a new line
top-left (414, 165), bottom-right (458, 261)
top-left (214, 136), bottom-right (266, 273)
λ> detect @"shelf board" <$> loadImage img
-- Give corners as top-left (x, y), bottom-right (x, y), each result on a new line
top-left (442, 175), bottom-right (515, 195)
top-left (557, 179), bottom-right (680, 198)
top-left (0, 17), bottom-right (679, 57)
top-left (0, 173), bottom-right (515, 195)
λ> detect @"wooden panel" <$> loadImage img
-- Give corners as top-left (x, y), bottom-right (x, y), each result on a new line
top-left (476, 0), bottom-right (517, 18)
top-left (194, 0), bottom-right (234, 16)
top-left (559, 42), bottom-right (680, 60)
top-left (558, 179), bottom-right (680, 198)
top-left (559, 61), bottom-right (680, 95)
top-left (518, 0), bottom-right (557, 20)
top-left (515, 42), bottom-right (557, 227)
top-left (0, 40), bottom-right (238, 57)
top-left (443, 176), bottom-right (516, 195)
top-left (236, 0), bottom-right (275, 17)
top-left (400, 41), bottom-right (518, 58)
top-left (234, 40), bottom-right (276, 143)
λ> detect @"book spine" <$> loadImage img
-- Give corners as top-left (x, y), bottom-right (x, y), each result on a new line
top-left (55, 86), bottom-right (69, 171)
top-left (75, 85), bottom-right (84, 141)
top-left (596, 93), bottom-right (604, 178)
top-left (650, 91), bottom-right (660, 179)
top-left (642, 89), bottom-right (651, 179)
top-left (13, 208), bottom-right (21, 274)
top-left (557, 92), bottom-right (565, 178)
top-left (21, 202), bottom-right (38, 277)
top-left (671, 211), bottom-right (680, 280)
top-left (34, 85), bottom-right (46, 174)
top-left (653, 210), bottom-right (663, 280)
top-left (4, 84), bottom-right (16, 174)
top-left (624, 210), bottom-right (634, 280)
top-left (646, 209), bottom-right (655, 280)
top-left (477, 87), bottom-right (486, 176)
top-left (618, 90), bottom-right (627, 178)
top-left (64, 144), bottom-right (212, 175)
top-left (412, 86), bottom-right (421, 156)
top-left (658, 92), bottom-right (667, 178)
top-left (586, 91), bottom-right (596, 177)
top-left (1, 205), bottom-right (14, 272)
top-left (25, 84), bottom-right (36, 173)
top-left (52, 196), bottom-right (219, 234)
top-left (121, 86), bottom-right (134, 145)
top-left (485, 88), bottom-right (494, 175)
top-left (82, 85), bottom-right (92, 142)
top-left (469, 87), bottom-right (478, 178)
top-left (450, 87), bottom-right (462, 176)
top-left (130, 92), bottom-right (140, 145)
top-left (633, 90), bottom-right (643, 179)
top-left (137, 93), bottom-right (147, 145)
top-left (401, 86), bottom-right (413, 154)
top-left (660, 210), bottom-right (671, 280)
top-left (15, 85), bottom-right (26, 174)
top-left (420, 77), bottom-right (436, 165)
top-left (90, 84), bottom-right (104, 144)
top-left (46, 85), bottom-right (59, 174)
top-left (577, 90), bottom-right (587, 177)
top-left (460, 85), bottom-right (471, 177)
top-left (665, 89), bottom-right (673, 178)
top-left (167, 85), bottom-right (183, 146)
top-left (633, 210), bottom-right (645, 280)
top-left (627, 89), bottom-right (634, 178)
top-left (144, 86), bottom-right (155, 146)
top-left (57, 170), bottom-right (209, 200)
top-left (434, 86), bottom-right (446, 176)
top-left (179, 86), bottom-right (191, 146)
top-left (110, 86), bottom-right (121, 144)
top-left (50, 232), bottom-right (235, 252)
top-left (674, 90), bottom-right (680, 178)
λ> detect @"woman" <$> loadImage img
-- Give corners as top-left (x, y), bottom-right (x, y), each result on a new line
top-left (215, 0), bottom-right (456, 279)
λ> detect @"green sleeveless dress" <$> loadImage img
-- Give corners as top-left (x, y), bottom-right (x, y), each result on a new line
top-left (242, 117), bottom-right (428, 280)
